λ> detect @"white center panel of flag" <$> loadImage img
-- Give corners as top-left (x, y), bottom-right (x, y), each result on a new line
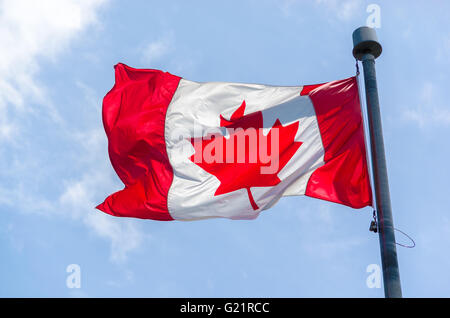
top-left (165, 79), bottom-right (325, 220)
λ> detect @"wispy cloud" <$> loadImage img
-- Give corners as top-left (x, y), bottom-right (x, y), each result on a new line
top-left (284, 200), bottom-right (366, 259)
top-left (279, 0), bottom-right (299, 17)
top-left (141, 32), bottom-right (174, 64)
top-left (402, 81), bottom-right (450, 128)
top-left (315, 0), bottom-right (362, 21)
top-left (1, 109), bottom-right (146, 263)
top-left (0, 0), bottom-right (107, 141)
top-left (0, 0), bottom-right (145, 263)
top-left (280, 0), bottom-right (362, 21)
top-left (59, 164), bottom-right (145, 263)
top-left (435, 33), bottom-right (450, 64)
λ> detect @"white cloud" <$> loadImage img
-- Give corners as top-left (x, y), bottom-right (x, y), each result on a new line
top-left (141, 33), bottom-right (174, 64)
top-left (86, 213), bottom-right (143, 263)
top-left (59, 158), bottom-right (146, 263)
top-left (279, 0), bottom-right (299, 17)
top-left (0, 0), bottom-right (146, 262)
top-left (435, 34), bottom-right (450, 64)
top-left (279, 0), bottom-right (362, 22)
top-left (0, 0), bottom-right (106, 141)
top-left (2, 223), bottom-right (25, 253)
top-left (1, 124), bottom-right (146, 263)
top-left (281, 199), bottom-right (366, 259)
top-left (315, 0), bottom-right (362, 21)
top-left (402, 81), bottom-right (450, 127)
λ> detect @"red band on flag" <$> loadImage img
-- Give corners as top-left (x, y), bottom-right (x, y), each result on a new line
top-left (96, 63), bottom-right (180, 220)
top-left (301, 77), bottom-right (373, 208)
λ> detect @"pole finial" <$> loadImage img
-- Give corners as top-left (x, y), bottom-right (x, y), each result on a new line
top-left (352, 26), bottom-right (382, 60)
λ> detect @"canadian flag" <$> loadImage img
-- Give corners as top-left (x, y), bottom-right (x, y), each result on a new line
top-left (96, 63), bottom-right (372, 221)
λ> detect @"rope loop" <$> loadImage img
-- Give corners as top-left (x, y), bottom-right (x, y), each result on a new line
top-left (394, 228), bottom-right (416, 249)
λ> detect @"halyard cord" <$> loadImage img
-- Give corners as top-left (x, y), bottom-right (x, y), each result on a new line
top-left (355, 61), bottom-right (375, 209)
top-left (394, 227), bottom-right (416, 249)
top-left (371, 209), bottom-right (416, 248)
top-left (357, 59), bottom-right (415, 249)
top-left (356, 59), bottom-right (378, 238)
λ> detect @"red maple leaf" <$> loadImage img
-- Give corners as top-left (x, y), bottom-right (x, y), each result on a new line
top-left (189, 100), bottom-right (302, 210)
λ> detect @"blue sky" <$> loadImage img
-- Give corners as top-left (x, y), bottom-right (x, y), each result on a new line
top-left (1, 0), bottom-right (449, 297)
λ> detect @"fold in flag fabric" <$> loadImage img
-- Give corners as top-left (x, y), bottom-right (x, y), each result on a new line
top-left (97, 63), bottom-right (373, 221)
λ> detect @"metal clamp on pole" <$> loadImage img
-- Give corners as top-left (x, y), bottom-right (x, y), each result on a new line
top-left (352, 26), bottom-right (402, 298)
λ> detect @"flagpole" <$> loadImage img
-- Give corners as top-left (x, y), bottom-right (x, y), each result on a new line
top-left (352, 26), bottom-right (402, 298)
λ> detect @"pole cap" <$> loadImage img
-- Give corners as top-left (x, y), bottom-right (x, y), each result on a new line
top-left (352, 26), bottom-right (382, 60)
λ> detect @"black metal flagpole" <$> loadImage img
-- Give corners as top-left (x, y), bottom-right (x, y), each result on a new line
top-left (352, 26), bottom-right (402, 298)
